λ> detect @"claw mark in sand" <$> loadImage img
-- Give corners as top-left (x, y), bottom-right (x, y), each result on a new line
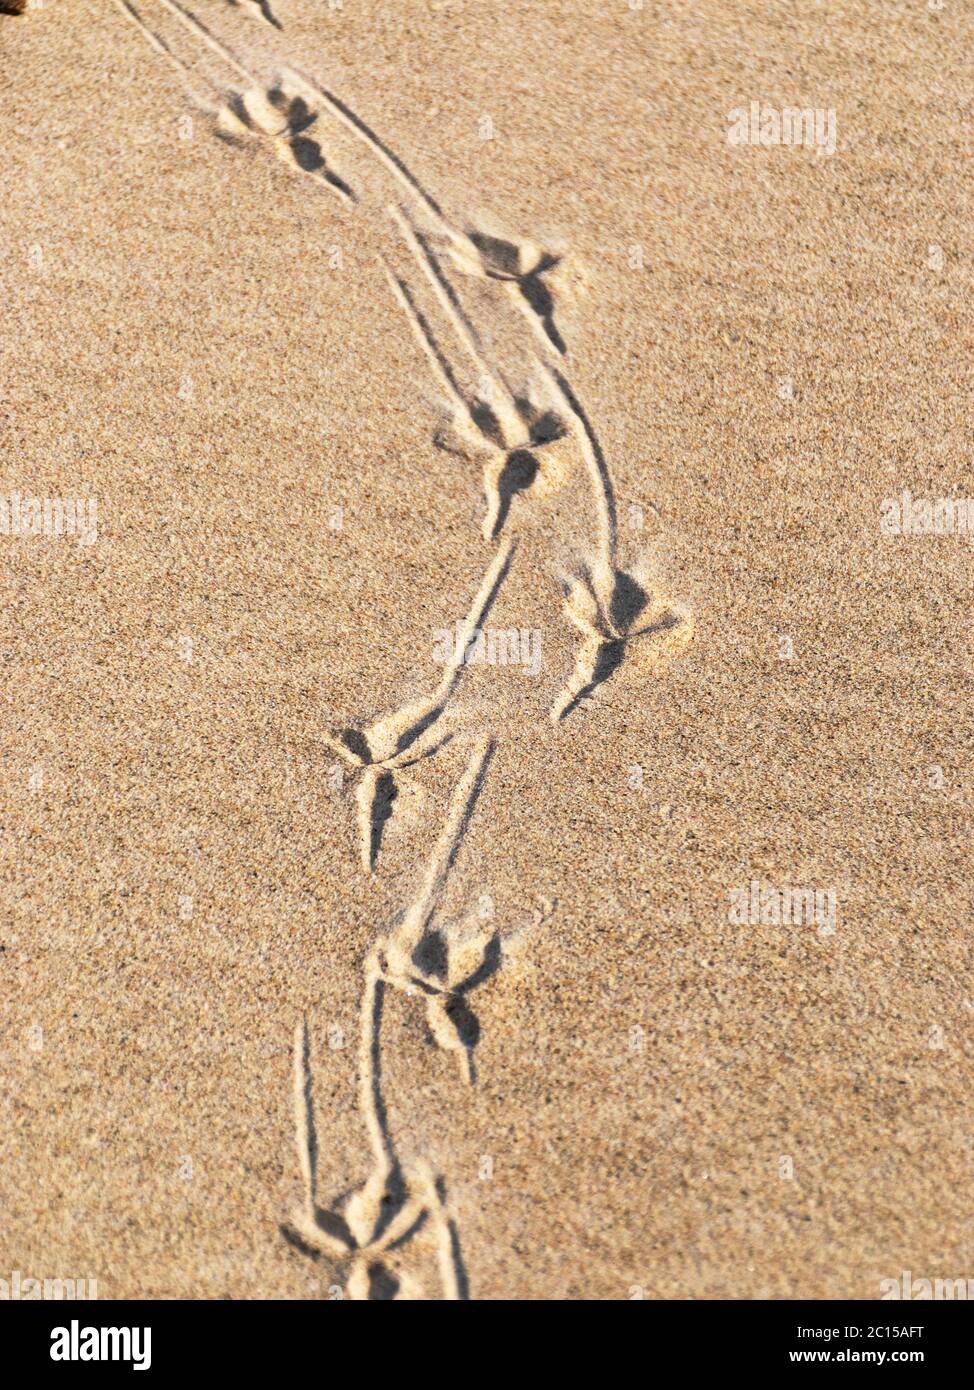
top-left (384, 212), bottom-right (573, 539)
top-left (217, 79), bottom-right (356, 202)
top-left (282, 741), bottom-right (496, 1299)
top-left (448, 228), bottom-right (585, 357)
top-left (375, 737), bottom-right (500, 1086)
top-left (323, 537), bottom-right (514, 870)
top-left (225, 0), bottom-right (281, 30)
top-left (551, 558), bottom-right (693, 722)
top-left (288, 67), bottom-right (582, 355)
top-left (283, 1011), bottom-right (465, 1300)
top-left (113, 0), bottom-right (355, 202)
top-left (537, 363), bottom-right (693, 718)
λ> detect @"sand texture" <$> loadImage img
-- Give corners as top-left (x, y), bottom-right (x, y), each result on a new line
top-left (1, 0), bottom-right (972, 1300)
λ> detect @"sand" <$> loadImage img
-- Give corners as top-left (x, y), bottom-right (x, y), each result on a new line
top-left (1, 0), bottom-right (972, 1300)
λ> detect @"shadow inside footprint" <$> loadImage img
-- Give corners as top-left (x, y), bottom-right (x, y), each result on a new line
top-left (468, 230), bottom-right (523, 278)
top-left (561, 605), bottom-right (683, 719)
top-left (608, 569), bottom-right (649, 633)
top-left (562, 639), bottom-right (627, 720)
top-left (368, 771), bottom-right (398, 867)
top-left (488, 449), bottom-right (539, 538)
top-left (269, 90), bottom-right (316, 134)
top-left (412, 929), bottom-right (449, 983)
top-left (457, 932), bottom-right (502, 992)
top-left (286, 136), bottom-right (357, 201)
top-left (237, 0), bottom-right (283, 29)
top-left (469, 398), bottom-right (508, 449)
top-left (336, 728), bottom-right (370, 763)
top-left (288, 135), bottom-right (326, 172)
top-left (526, 407), bottom-right (567, 446)
top-left (367, 1263), bottom-right (400, 1300)
top-left (444, 994), bottom-right (480, 1051)
top-left (315, 1206), bottom-right (354, 1249)
top-left (467, 233), bottom-right (568, 353)
top-left (520, 257), bottom-right (567, 354)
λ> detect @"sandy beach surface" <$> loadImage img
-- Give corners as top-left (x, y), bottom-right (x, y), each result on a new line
top-left (2, 0), bottom-right (972, 1300)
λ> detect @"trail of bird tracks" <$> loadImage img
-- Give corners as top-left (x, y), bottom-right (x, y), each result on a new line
top-left (110, 0), bottom-right (694, 1298)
